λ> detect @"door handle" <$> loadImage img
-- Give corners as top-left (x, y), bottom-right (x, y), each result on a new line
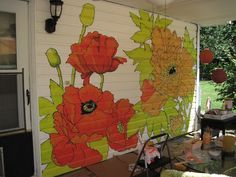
top-left (26, 89), bottom-right (30, 105)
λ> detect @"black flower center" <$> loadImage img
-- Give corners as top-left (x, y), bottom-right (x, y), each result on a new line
top-left (81, 100), bottom-right (97, 115)
top-left (169, 66), bottom-right (176, 76)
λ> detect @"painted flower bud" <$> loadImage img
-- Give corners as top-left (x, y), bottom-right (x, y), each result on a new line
top-left (45, 48), bottom-right (61, 68)
top-left (79, 3), bottom-right (95, 26)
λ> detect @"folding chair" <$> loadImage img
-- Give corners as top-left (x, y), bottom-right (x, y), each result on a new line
top-left (130, 133), bottom-right (172, 177)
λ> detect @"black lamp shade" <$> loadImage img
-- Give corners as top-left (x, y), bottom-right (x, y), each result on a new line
top-left (45, 0), bottom-right (63, 33)
top-left (50, 0), bottom-right (63, 21)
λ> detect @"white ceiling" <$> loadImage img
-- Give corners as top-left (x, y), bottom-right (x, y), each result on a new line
top-left (102, 0), bottom-right (236, 26)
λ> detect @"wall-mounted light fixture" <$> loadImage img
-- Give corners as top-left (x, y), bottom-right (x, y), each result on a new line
top-left (45, 0), bottom-right (64, 33)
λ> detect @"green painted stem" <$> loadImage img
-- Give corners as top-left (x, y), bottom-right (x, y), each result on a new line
top-left (71, 25), bottom-right (87, 86)
top-left (56, 66), bottom-right (64, 88)
top-left (99, 74), bottom-right (104, 90)
top-left (79, 25), bottom-right (87, 43)
top-left (71, 68), bottom-right (76, 86)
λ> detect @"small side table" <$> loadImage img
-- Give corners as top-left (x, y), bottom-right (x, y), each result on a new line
top-left (201, 116), bottom-right (236, 139)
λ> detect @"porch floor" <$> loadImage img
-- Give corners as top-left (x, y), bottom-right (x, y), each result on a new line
top-left (58, 136), bottom-right (183, 177)
top-left (59, 152), bottom-right (140, 177)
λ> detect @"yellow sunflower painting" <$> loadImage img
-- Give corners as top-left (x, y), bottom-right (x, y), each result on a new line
top-left (126, 9), bottom-right (197, 137)
top-left (141, 27), bottom-right (195, 116)
top-left (152, 27), bottom-right (195, 97)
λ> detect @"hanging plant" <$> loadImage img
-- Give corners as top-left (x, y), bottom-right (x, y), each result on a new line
top-left (211, 68), bottom-right (227, 83)
top-left (199, 48), bottom-right (214, 64)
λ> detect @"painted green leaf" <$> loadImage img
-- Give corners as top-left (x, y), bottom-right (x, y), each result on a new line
top-left (139, 10), bottom-right (149, 21)
top-left (183, 27), bottom-right (197, 61)
top-left (127, 102), bottom-right (148, 137)
top-left (146, 116), bottom-right (155, 137)
top-left (88, 137), bottom-right (109, 160)
top-left (127, 112), bottom-right (147, 137)
top-left (125, 46), bottom-right (152, 62)
top-left (188, 93), bottom-right (194, 103)
top-left (130, 12), bottom-right (141, 27)
top-left (135, 60), bottom-right (153, 84)
top-left (181, 94), bottom-right (194, 120)
top-left (152, 121), bottom-right (161, 136)
top-left (150, 14), bottom-right (154, 24)
top-left (125, 46), bottom-right (153, 84)
top-left (141, 16), bottom-right (154, 31)
top-left (154, 111), bottom-right (169, 134)
top-left (141, 22), bottom-right (152, 33)
top-left (144, 43), bottom-right (152, 52)
top-left (155, 16), bottom-right (173, 28)
top-left (42, 162), bottom-right (73, 177)
top-left (163, 104), bottom-right (179, 136)
top-left (125, 47), bottom-right (152, 64)
top-left (38, 97), bottom-right (56, 116)
top-left (131, 31), bottom-right (147, 43)
top-left (163, 106), bottom-right (178, 117)
top-left (134, 101), bottom-right (142, 111)
top-left (40, 114), bottom-right (57, 133)
top-left (131, 24), bottom-right (151, 43)
top-left (163, 97), bottom-right (177, 109)
top-left (182, 93), bottom-right (193, 106)
top-left (50, 79), bottom-right (64, 106)
top-left (41, 139), bottom-right (52, 164)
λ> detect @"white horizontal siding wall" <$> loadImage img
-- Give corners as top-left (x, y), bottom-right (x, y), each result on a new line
top-left (35, 0), bottom-right (198, 176)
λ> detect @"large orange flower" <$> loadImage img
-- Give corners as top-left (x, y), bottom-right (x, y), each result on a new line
top-left (50, 125), bottom-right (102, 168)
top-left (50, 84), bottom-right (116, 167)
top-left (141, 27), bottom-right (195, 116)
top-left (106, 99), bottom-right (138, 151)
top-left (60, 84), bottom-right (115, 136)
top-left (151, 27), bottom-right (195, 97)
top-left (67, 31), bottom-right (127, 78)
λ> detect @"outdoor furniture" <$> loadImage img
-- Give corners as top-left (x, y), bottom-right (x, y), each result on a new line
top-left (196, 111), bottom-right (219, 137)
top-left (175, 137), bottom-right (236, 175)
top-left (130, 133), bottom-right (172, 177)
top-left (201, 115), bottom-right (236, 139)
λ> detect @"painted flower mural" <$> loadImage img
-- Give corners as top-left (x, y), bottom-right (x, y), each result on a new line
top-left (39, 3), bottom-right (138, 177)
top-left (39, 4), bottom-right (197, 177)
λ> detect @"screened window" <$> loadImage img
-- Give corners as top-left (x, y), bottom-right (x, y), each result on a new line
top-left (0, 0), bottom-right (30, 134)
